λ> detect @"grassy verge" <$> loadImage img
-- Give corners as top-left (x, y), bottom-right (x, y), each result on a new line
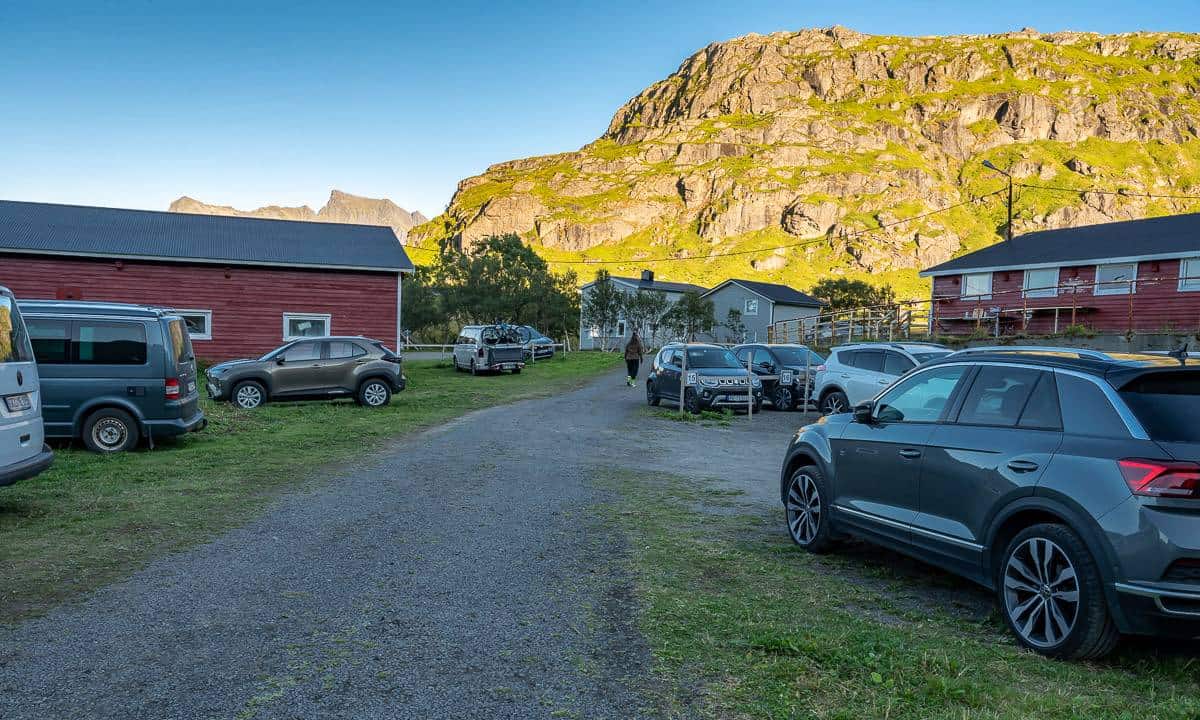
top-left (0, 352), bottom-right (621, 623)
top-left (602, 471), bottom-right (1200, 719)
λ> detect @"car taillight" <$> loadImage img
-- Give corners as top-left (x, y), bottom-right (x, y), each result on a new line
top-left (477, 348), bottom-right (485, 358)
top-left (165, 378), bottom-right (181, 400)
top-left (815, 364), bottom-right (826, 373)
top-left (1119, 458), bottom-right (1200, 499)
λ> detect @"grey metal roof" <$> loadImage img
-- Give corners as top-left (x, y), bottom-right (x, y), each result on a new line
top-left (582, 275), bottom-right (707, 294)
top-left (0, 199), bottom-right (413, 272)
top-left (921, 212), bottom-right (1200, 277)
top-left (704, 279), bottom-right (825, 307)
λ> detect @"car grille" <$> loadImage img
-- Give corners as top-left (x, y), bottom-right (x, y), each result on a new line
top-left (1163, 560), bottom-right (1200, 585)
top-left (707, 377), bottom-right (746, 386)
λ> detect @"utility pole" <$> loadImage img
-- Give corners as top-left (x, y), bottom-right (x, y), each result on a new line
top-left (983, 160), bottom-right (1013, 242)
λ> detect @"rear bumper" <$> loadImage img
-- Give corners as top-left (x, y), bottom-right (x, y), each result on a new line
top-left (1113, 582), bottom-right (1200, 638)
top-left (145, 409), bottom-right (207, 438)
top-left (486, 362), bottom-right (525, 371)
top-left (0, 445), bottom-right (53, 487)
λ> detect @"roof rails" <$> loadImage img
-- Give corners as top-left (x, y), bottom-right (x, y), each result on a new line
top-left (951, 346), bottom-right (1115, 361)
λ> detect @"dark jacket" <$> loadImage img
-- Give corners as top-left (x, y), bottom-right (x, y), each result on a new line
top-left (624, 336), bottom-right (644, 360)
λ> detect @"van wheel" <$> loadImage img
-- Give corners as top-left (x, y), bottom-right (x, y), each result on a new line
top-left (512, 367), bottom-right (522, 374)
top-left (357, 379), bottom-right (392, 407)
top-left (232, 381), bottom-right (266, 410)
top-left (998, 523), bottom-right (1120, 660)
top-left (82, 408), bottom-right (139, 453)
top-left (470, 359), bottom-right (478, 376)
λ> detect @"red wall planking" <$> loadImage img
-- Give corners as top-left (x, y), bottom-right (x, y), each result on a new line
top-left (931, 259), bottom-right (1200, 335)
top-left (0, 254), bottom-right (399, 361)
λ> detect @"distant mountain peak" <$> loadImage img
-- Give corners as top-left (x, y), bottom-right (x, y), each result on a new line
top-left (168, 190), bottom-right (426, 240)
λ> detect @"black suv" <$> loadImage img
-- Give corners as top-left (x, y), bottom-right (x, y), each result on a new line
top-left (647, 343), bottom-right (763, 413)
top-left (780, 347), bottom-right (1200, 659)
top-left (733, 343), bottom-right (824, 411)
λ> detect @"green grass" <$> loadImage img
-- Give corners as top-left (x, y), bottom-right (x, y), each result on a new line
top-left (0, 352), bottom-right (621, 623)
top-left (601, 471), bottom-right (1200, 719)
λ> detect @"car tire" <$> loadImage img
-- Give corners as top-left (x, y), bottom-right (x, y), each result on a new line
top-left (785, 465), bottom-right (837, 553)
top-left (357, 379), bottom-right (392, 408)
top-left (646, 381), bottom-right (660, 406)
top-left (684, 388), bottom-right (701, 414)
top-left (772, 386), bottom-right (796, 411)
top-left (998, 523), bottom-right (1120, 660)
top-left (821, 389), bottom-right (849, 415)
top-left (232, 380), bottom-right (267, 410)
top-left (82, 408), bottom-right (140, 453)
top-left (753, 398), bottom-right (764, 414)
top-left (512, 368), bottom-right (521, 374)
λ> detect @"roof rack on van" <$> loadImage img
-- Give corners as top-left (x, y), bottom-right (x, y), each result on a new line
top-left (18, 299), bottom-right (176, 318)
top-left (951, 346), bottom-right (1115, 361)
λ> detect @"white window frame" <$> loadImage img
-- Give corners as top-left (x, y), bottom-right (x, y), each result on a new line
top-left (1094, 262), bottom-right (1138, 296)
top-left (282, 312), bottom-right (331, 341)
top-left (1179, 258), bottom-right (1200, 292)
top-left (1022, 268), bottom-right (1059, 299)
top-left (961, 272), bottom-right (993, 300)
top-left (744, 298), bottom-right (759, 316)
top-left (173, 308), bottom-right (212, 341)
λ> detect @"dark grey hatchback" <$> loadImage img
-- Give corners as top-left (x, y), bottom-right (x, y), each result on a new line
top-left (780, 347), bottom-right (1200, 659)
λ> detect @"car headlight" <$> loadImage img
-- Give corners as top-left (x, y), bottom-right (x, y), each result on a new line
top-left (699, 376), bottom-right (719, 387)
top-left (750, 376), bottom-right (762, 387)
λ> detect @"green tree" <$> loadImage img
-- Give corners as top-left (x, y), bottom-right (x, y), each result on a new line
top-left (580, 270), bottom-right (624, 350)
top-left (621, 289), bottom-right (670, 348)
top-left (662, 291), bottom-right (716, 341)
top-left (723, 307), bottom-right (746, 343)
top-left (810, 278), bottom-right (896, 312)
top-left (401, 265), bottom-right (451, 344)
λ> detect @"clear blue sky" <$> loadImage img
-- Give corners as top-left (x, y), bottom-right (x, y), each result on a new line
top-left (2, 1), bottom-right (1197, 218)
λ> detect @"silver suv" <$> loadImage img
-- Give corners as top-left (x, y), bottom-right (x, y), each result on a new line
top-left (814, 342), bottom-right (951, 414)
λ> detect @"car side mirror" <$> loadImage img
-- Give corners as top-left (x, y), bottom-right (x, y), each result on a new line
top-left (853, 401), bottom-right (876, 424)
top-left (757, 361), bottom-right (772, 370)
top-left (276, 356), bottom-right (286, 365)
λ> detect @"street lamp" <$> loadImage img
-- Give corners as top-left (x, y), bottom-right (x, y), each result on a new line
top-left (983, 160), bottom-right (1014, 242)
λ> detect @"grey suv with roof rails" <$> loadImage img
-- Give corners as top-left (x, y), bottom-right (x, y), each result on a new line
top-left (646, 342), bottom-right (763, 413)
top-left (22, 300), bottom-right (206, 453)
top-left (207, 337), bottom-right (405, 409)
top-left (781, 346), bottom-right (1200, 659)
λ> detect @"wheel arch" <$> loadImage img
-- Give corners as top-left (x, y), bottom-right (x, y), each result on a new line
top-left (780, 439), bottom-right (835, 504)
top-left (73, 398), bottom-right (146, 438)
top-left (230, 373), bottom-right (273, 395)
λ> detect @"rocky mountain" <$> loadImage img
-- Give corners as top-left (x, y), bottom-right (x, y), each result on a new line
top-left (170, 190), bottom-right (428, 240)
top-left (415, 26), bottom-right (1200, 297)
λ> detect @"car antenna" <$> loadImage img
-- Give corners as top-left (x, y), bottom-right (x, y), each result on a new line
top-left (1168, 341), bottom-right (1189, 367)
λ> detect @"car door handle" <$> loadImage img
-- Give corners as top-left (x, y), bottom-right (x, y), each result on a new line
top-left (1007, 460), bottom-right (1040, 473)
top-left (877, 379), bottom-right (890, 385)
top-left (898, 449), bottom-right (922, 459)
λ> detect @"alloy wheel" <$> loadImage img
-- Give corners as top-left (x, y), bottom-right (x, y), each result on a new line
top-left (1003, 537), bottom-right (1080, 649)
top-left (363, 382), bottom-right (389, 406)
top-left (786, 473), bottom-right (822, 545)
top-left (235, 385), bottom-right (263, 409)
top-left (92, 418), bottom-right (128, 450)
top-left (823, 393), bottom-right (846, 414)
top-left (774, 387), bottom-right (794, 410)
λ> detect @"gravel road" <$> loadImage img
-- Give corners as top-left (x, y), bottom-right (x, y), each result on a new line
top-left (0, 368), bottom-right (801, 719)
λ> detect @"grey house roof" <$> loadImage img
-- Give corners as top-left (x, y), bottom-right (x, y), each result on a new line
top-left (581, 275), bottom-right (707, 294)
top-left (921, 212), bottom-right (1200, 277)
top-left (0, 199), bottom-right (414, 272)
top-left (704, 279), bottom-right (825, 307)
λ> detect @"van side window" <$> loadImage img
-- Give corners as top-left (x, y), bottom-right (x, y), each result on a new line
top-left (1056, 373), bottom-right (1129, 438)
top-left (74, 321), bottom-right (147, 365)
top-left (27, 318), bottom-right (71, 364)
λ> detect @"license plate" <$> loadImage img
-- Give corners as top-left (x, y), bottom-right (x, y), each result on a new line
top-left (4, 394), bottom-right (32, 412)
top-left (781, 371), bottom-right (794, 384)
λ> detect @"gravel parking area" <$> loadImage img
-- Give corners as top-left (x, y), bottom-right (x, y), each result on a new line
top-left (0, 367), bottom-right (803, 719)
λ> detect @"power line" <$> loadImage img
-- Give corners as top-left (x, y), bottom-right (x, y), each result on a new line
top-left (404, 190), bottom-right (1003, 267)
top-left (1017, 182), bottom-right (1200, 201)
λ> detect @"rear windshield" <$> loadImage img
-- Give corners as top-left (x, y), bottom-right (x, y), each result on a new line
top-left (686, 348), bottom-right (742, 369)
top-left (166, 318), bottom-right (194, 365)
top-left (0, 293), bottom-right (34, 363)
top-left (1119, 371), bottom-right (1200, 442)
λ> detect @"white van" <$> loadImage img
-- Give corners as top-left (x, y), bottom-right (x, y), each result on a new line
top-left (0, 286), bottom-right (52, 486)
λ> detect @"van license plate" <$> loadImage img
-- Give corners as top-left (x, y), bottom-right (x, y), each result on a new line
top-left (4, 394), bottom-right (31, 412)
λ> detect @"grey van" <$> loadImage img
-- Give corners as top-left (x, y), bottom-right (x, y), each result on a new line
top-left (22, 301), bottom-right (206, 453)
top-left (0, 287), bottom-right (53, 486)
top-left (453, 325), bottom-right (526, 375)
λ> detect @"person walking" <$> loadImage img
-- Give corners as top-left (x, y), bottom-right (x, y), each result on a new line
top-left (624, 331), bottom-right (644, 387)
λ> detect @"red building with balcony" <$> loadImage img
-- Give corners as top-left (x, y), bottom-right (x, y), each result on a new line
top-left (920, 213), bottom-right (1200, 336)
top-left (0, 199), bottom-right (413, 360)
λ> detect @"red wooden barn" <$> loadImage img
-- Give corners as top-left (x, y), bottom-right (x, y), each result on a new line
top-left (920, 213), bottom-right (1200, 336)
top-left (0, 199), bottom-right (413, 360)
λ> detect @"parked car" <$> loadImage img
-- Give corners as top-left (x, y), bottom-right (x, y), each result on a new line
top-left (734, 343), bottom-right (824, 411)
top-left (207, 336), bottom-right (405, 409)
top-left (814, 342), bottom-right (951, 414)
top-left (517, 325), bottom-right (556, 361)
top-left (780, 346), bottom-right (1200, 659)
top-left (453, 325), bottom-right (526, 375)
top-left (0, 288), bottom-right (53, 485)
top-left (646, 342), bottom-right (763, 413)
top-left (21, 300), bottom-right (206, 453)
